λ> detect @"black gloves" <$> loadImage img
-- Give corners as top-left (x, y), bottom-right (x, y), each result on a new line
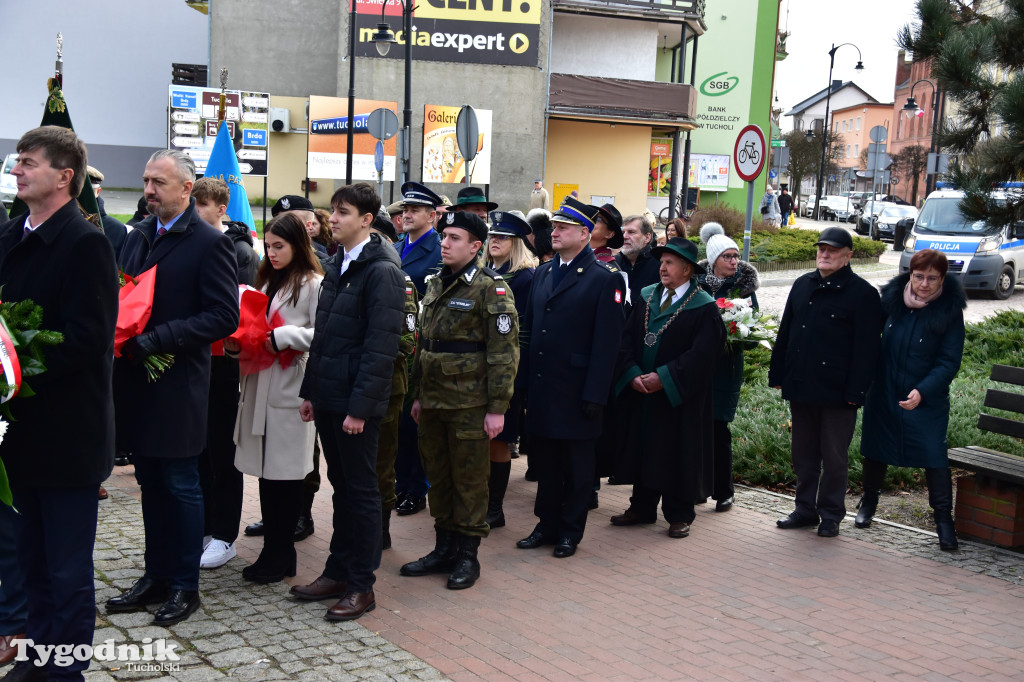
top-left (122, 331), bottom-right (160, 365)
top-left (582, 401), bottom-right (604, 422)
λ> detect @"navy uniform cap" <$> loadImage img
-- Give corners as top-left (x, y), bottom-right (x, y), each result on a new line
top-left (439, 209), bottom-right (488, 243)
top-left (551, 196), bottom-right (599, 231)
top-left (488, 210), bottom-right (531, 239)
top-left (401, 181), bottom-right (442, 208)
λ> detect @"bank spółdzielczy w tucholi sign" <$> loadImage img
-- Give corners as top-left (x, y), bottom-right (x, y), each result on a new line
top-left (352, 0), bottom-right (539, 67)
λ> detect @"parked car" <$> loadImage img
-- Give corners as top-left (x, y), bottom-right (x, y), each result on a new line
top-left (816, 195), bottom-right (857, 222)
top-left (871, 204), bottom-right (919, 241)
top-left (856, 201), bottom-right (898, 235)
top-left (0, 153), bottom-right (17, 209)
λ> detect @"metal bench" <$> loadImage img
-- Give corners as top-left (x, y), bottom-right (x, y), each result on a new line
top-left (947, 364), bottom-right (1024, 547)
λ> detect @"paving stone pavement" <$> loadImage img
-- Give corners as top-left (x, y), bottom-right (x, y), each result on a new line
top-left (88, 487), bottom-right (448, 681)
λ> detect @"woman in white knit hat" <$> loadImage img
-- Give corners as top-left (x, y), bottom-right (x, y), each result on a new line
top-left (697, 222), bottom-right (761, 512)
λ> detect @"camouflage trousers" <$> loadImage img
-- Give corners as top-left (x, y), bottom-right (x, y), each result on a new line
top-left (418, 406), bottom-right (490, 537)
top-left (376, 388), bottom-right (405, 512)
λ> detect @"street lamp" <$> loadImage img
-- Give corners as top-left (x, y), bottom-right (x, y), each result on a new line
top-left (814, 43), bottom-right (864, 221)
top-left (903, 78), bottom-right (942, 195)
top-left (372, 0), bottom-right (415, 185)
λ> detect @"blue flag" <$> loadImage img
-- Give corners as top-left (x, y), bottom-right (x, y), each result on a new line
top-left (204, 121), bottom-right (256, 238)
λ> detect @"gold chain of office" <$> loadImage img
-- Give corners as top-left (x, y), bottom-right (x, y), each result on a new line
top-left (642, 285), bottom-right (701, 347)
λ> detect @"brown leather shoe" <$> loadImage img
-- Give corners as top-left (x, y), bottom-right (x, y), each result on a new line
top-left (610, 509), bottom-right (656, 526)
top-left (98, 486), bottom-right (109, 500)
top-left (667, 522), bottom-right (690, 538)
top-left (0, 634), bottom-right (26, 665)
top-left (325, 591), bottom-right (376, 621)
top-left (289, 575), bottom-right (348, 602)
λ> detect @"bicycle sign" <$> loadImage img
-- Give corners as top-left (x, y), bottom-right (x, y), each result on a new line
top-left (733, 124), bottom-right (766, 182)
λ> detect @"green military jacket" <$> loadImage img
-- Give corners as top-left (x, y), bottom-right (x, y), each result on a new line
top-left (393, 274), bottom-right (420, 398)
top-left (412, 261), bottom-right (519, 413)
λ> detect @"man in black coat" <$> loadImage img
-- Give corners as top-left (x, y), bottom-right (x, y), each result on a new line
top-left (516, 197), bottom-right (625, 558)
top-left (290, 183), bottom-right (404, 621)
top-left (0, 126), bottom-right (119, 679)
top-left (106, 150), bottom-right (239, 626)
top-left (768, 227), bottom-right (883, 537)
top-left (614, 214), bottom-right (660, 307)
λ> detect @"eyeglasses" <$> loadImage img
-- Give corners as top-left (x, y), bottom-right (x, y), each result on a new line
top-left (911, 273), bottom-right (941, 285)
top-left (719, 253), bottom-right (740, 261)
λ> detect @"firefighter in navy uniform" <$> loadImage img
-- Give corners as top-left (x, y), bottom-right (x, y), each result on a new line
top-left (400, 211), bottom-right (519, 590)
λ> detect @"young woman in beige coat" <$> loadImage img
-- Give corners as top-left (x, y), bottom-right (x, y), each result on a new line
top-left (226, 212), bottom-right (324, 583)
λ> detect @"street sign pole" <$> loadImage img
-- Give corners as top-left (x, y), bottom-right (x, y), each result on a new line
top-left (733, 124), bottom-right (767, 262)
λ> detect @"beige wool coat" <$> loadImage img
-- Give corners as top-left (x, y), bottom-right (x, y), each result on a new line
top-left (234, 274), bottom-right (322, 480)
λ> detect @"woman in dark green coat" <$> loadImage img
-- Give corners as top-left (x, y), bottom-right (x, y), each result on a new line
top-left (697, 223), bottom-right (760, 511)
top-left (856, 249), bottom-right (966, 550)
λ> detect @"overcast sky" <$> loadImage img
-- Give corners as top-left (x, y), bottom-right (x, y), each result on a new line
top-left (774, 0), bottom-right (921, 131)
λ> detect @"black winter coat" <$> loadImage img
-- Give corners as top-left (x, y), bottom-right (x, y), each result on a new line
top-left (224, 220), bottom-right (259, 286)
top-left (114, 198), bottom-right (240, 458)
top-left (768, 265), bottom-right (884, 407)
top-left (614, 244), bottom-right (660, 307)
top-left (300, 233), bottom-right (405, 418)
top-left (860, 274), bottom-right (966, 468)
top-left (0, 199), bottom-right (119, 488)
top-left (524, 245), bottom-right (625, 439)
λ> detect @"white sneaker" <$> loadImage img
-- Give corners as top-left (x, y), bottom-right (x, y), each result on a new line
top-left (200, 539), bottom-right (236, 569)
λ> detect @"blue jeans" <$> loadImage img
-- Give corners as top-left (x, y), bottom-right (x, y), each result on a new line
top-left (13, 485), bottom-right (99, 680)
top-left (133, 455), bottom-right (204, 591)
top-left (0, 501), bottom-right (27, 634)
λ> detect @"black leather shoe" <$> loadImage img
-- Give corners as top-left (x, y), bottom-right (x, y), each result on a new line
top-left (516, 530), bottom-right (555, 549)
top-left (243, 520), bottom-right (265, 536)
top-left (715, 496), bottom-right (734, 512)
top-left (776, 512), bottom-right (820, 529)
top-left (817, 519), bottom-right (840, 537)
top-left (0, 660), bottom-right (47, 681)
top-left (293, 514), bottom-right (314, 542)
top-left (152, 590), bottom-right (200, 626)
top-left (524, 469), bottom-right (538, 482)
top-left (588, 492), bottom-right (599, 510)
top-left (114, 451), bottom-right (132, 466)
top-left (553, 538), bottom-right (578, 558)
top-left (667, 522), bottom-right (690, 538)
top-left (106, 577), bottom-right (171, 612)
top-left (396, 495), bottom-right (426, 516)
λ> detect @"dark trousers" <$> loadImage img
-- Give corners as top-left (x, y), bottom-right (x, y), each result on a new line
top-left (628, 483), bottom-right (695, 524)
top-left (134, 455), bottom-right (204, 590)
top-left (199, 357), bottom-right (243, 542)
top-left (13, 486), bottom-right (99, 680)
top-left (396, 407), bottom-right (429, 498)
top-left (531, 436), bottom-right (597, 543)
top-left (0, 501), bottom-right (27, 634)
top-left (302, 435), bottom-right (321, 511)
top-left (259, 478), bottom-right (302, 560)
top-left (713, 420), bottom-right (735, 501)
top-left (316, 412), bottom-right (383, 593)
top-left (790, 402), bottom-right (857, 523)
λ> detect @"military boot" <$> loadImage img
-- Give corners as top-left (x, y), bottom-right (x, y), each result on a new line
top-left (446, 535), bottom-right (481, 590)
top-left (400, 528), bottom-right (457, 576)
top-left (485, 460), bottom-right (511, 528)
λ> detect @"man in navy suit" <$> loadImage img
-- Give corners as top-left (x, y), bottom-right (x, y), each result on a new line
top-left (106, 150), bottom-right (239, 626)
top-left (392, 182), bottom-right (444, 517)
top-left (516, 197), bottom-right (626, 558)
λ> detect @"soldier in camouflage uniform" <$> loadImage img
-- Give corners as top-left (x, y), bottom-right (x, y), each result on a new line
top-left (377, 273), bottom-right (419, 550)
top-left (400, 211), bottom-right (519, 590)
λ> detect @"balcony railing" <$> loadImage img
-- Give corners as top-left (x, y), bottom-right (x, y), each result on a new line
top-left (552, 0), bottom-right (706, 28)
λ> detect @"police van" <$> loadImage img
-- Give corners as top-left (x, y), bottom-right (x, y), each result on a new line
top-left (898, 183), bottom-right (1024, 299)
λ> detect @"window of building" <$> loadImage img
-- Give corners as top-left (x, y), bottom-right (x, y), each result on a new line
top-left (846, 144), bottom-right (851, 158)
top-left (854, 144), bottom-right (859, 157)
top-left (856, 116), bottom-right (862, 131)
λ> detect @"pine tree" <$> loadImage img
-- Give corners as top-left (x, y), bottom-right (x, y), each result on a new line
top-left (898, 0), bottom-right (1024, 226)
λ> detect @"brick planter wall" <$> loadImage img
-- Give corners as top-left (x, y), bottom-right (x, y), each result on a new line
top-left (955, 475), bottom-right (1024, 548)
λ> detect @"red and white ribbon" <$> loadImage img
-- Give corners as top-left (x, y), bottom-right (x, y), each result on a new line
top-left (0, 321), bottom-right (21, 403)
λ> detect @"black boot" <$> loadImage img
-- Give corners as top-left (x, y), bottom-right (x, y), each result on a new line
top-left (926, 467), bottom-right (958, 550)
top-left (856, 458), bottom-right (887, 528)
top-left (446, 535), bottom-right (481, 590)
top-left (382, 506), bottom-right (392, 550)
top-left (485, 460), bottom-right (511, 529)
top-left (400, 528), bottom-right (457, 576)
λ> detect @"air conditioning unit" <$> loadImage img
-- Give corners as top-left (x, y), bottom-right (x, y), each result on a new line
top-left (270, 108), bottom-right (290, 133)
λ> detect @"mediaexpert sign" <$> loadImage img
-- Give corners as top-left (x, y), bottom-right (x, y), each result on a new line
top-left (352, 0), bottom-right (539, 66)
top-left (167, 86), bottom-right (270, 176)
top-left (307, 96), bottom-right (399, 181)
top-left (422, 105), bottom-right (492, 184)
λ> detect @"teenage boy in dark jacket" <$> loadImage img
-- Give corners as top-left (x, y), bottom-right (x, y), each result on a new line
top-left (292, 183), bottom-right (405, 621)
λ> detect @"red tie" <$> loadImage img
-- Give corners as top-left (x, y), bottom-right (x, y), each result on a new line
top-left (157, 227), bottom-right (167, 237)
